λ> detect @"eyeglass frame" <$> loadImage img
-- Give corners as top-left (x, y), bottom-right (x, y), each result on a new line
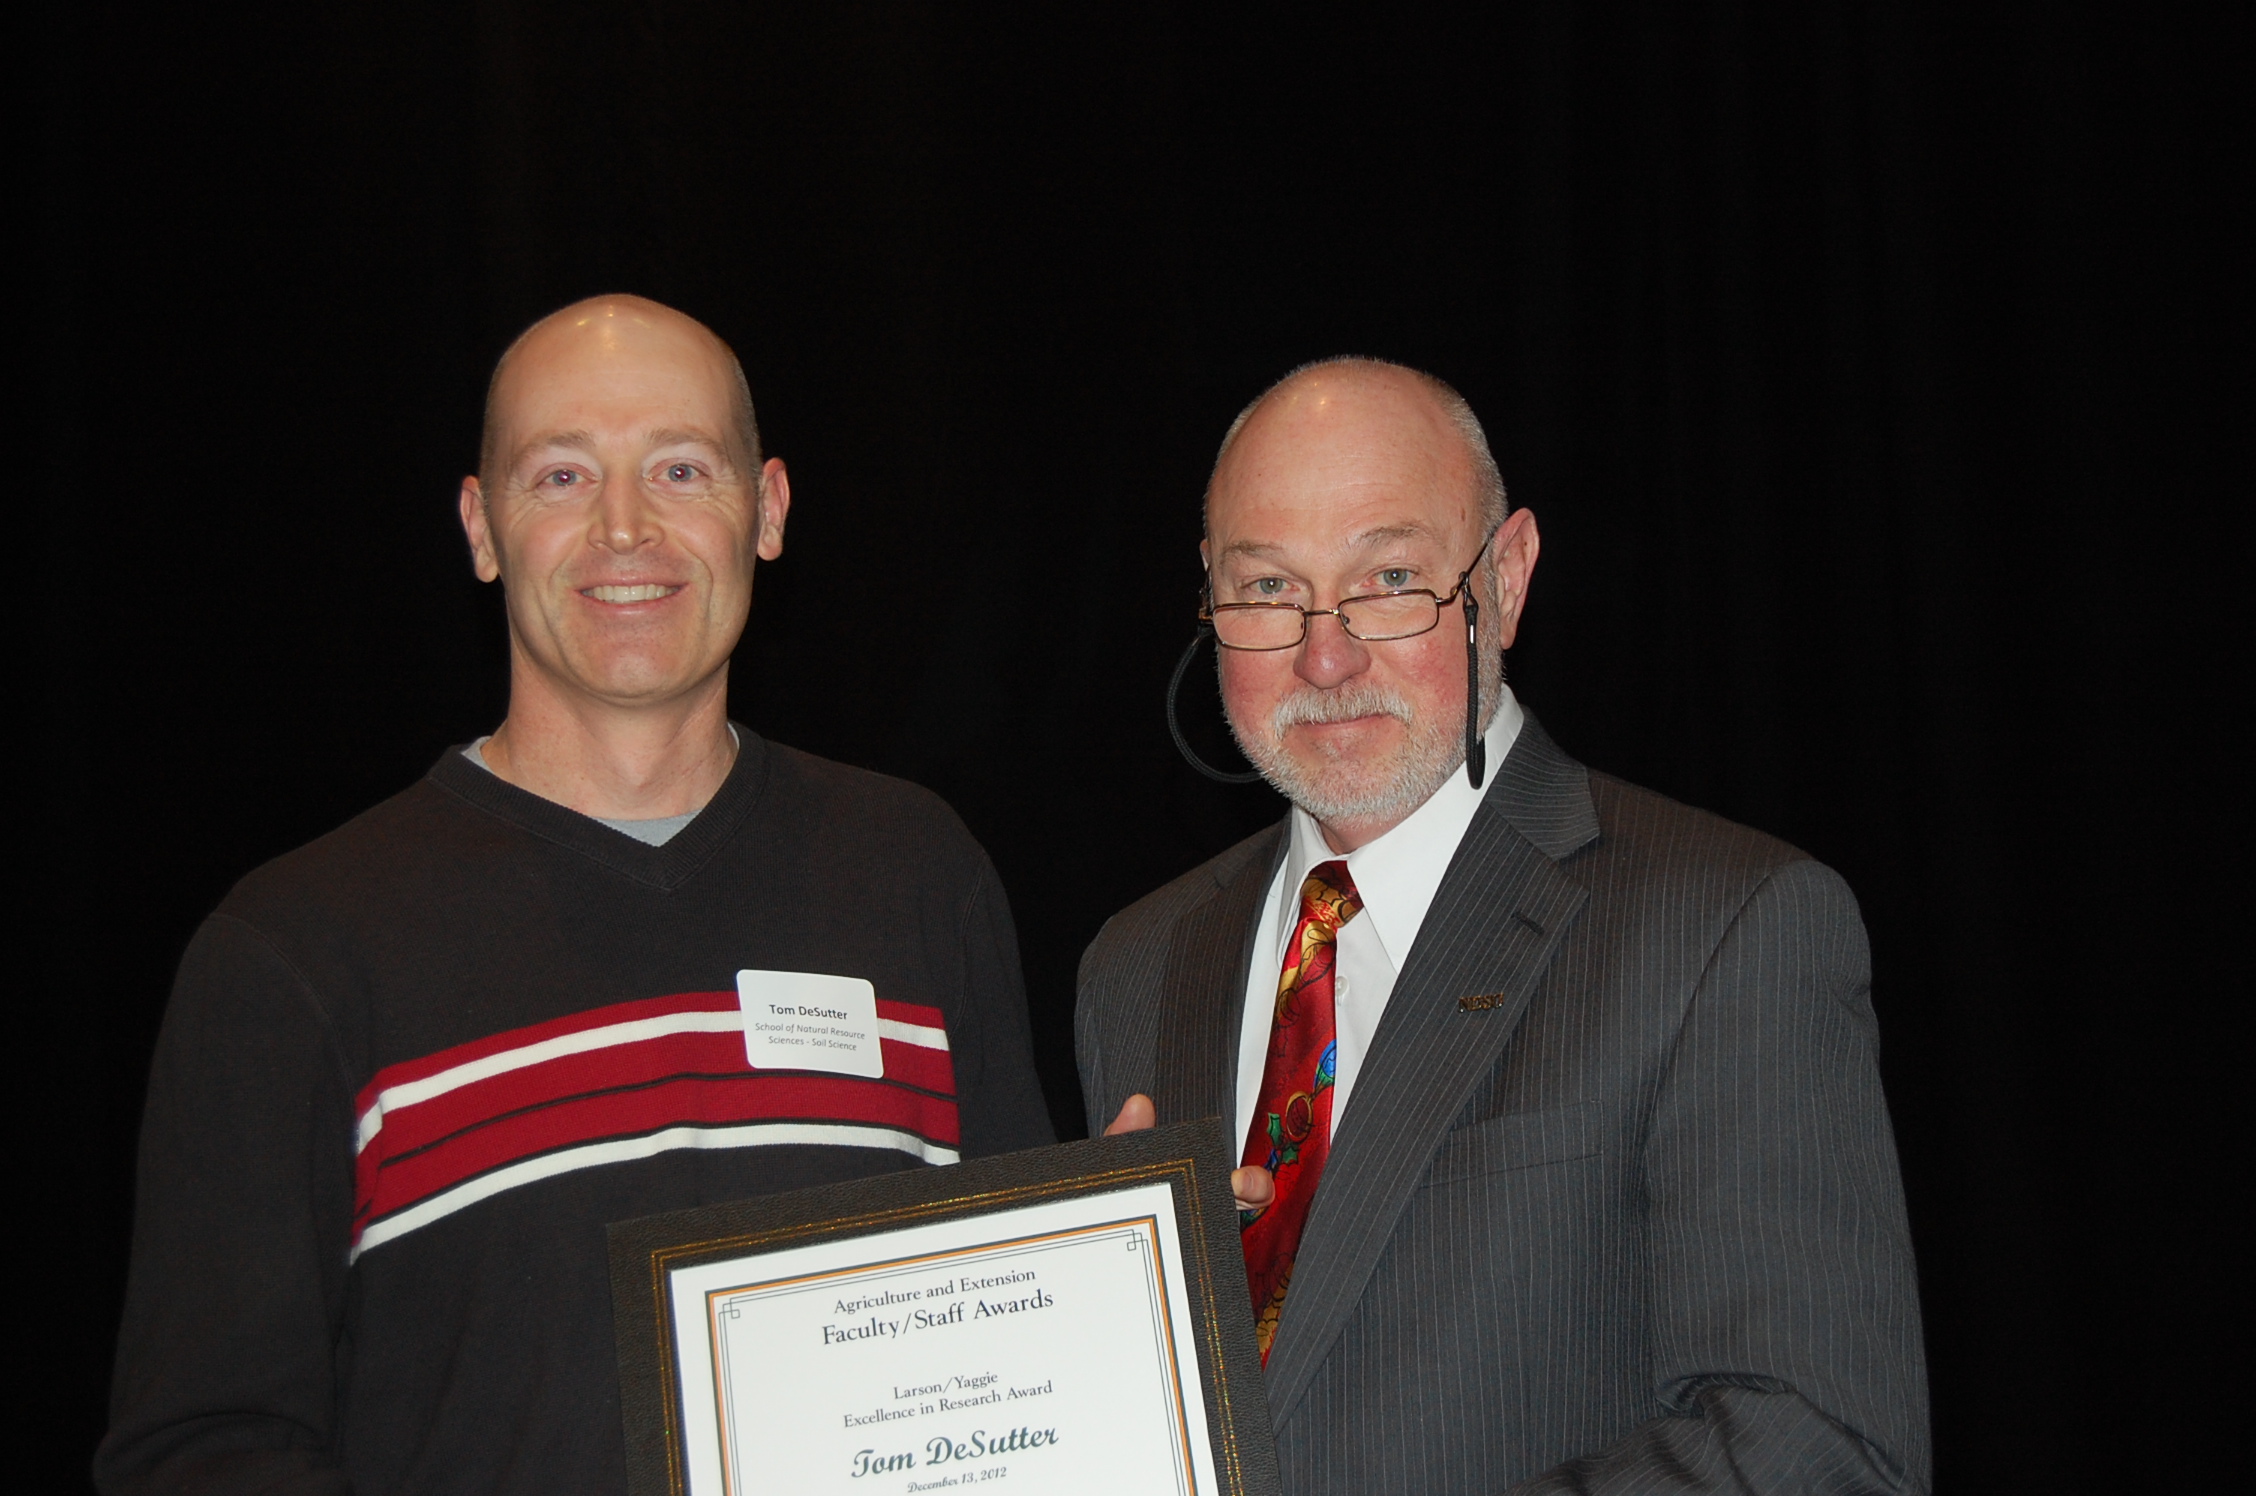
top-left (1197, 537), bottom-right (1493, 651)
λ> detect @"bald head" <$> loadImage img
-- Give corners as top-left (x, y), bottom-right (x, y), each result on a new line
top-left (1206, 358), bottom-right (1507, 539)
top-left (479, 295), bottom-right (760, 494)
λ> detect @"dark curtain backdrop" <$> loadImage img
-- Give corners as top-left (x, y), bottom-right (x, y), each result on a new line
top-left (36, 2), bottom-right (2234, 1490)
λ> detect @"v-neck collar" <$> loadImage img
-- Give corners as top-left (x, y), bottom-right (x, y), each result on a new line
top-left (423, 725), bottom-right (771, 892)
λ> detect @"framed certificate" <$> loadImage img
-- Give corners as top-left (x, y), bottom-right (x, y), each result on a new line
top-left (608, 1119), bottom-right (1280, 1496)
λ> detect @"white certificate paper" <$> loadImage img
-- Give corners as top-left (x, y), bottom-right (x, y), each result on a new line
top-left (663, 1180), bottom-right (1219, 1496)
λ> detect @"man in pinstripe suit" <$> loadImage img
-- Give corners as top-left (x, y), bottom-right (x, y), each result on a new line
top-left (1079, 359), bottom-right (1929, 1494)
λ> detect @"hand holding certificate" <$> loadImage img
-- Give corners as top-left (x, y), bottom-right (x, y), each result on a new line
top-left (610, 1121), bottom-right (1280, 1496)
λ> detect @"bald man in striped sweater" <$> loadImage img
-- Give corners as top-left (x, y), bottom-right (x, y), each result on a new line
top-left (98, 297), bottom-right (1052, 1495)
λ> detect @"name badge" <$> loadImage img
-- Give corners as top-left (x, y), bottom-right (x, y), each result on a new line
top-left (735, 970), bottom-right (885, 1078)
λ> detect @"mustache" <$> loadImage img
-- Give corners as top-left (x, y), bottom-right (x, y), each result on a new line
top-left (1270, 681), bottom-right (1415, 733)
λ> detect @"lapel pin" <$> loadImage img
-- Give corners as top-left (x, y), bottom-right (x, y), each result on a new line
top-left (1458, 992), bottom-right (1508, 1012)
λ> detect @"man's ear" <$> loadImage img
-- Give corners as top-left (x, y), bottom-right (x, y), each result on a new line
top-left (1490, 508), bottom-right (1540, 649)
top-left (460, 477), bottom-right (503, 583)
top-left (754, 458), bottom-right (792, 562)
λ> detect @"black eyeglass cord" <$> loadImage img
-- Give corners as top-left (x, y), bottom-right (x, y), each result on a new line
top-left (1463, 593), bottom-right (1486, 790)
top-left (1166, 629), bottom-right (1266, 784)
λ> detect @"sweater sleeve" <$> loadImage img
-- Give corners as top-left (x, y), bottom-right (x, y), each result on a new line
top-left (95, 914), bottom-right (357, 1496)
top-left (1504, 860), bottom-right (1931, 1495)
top-left (949, 855), bottom-right (1057, 1159)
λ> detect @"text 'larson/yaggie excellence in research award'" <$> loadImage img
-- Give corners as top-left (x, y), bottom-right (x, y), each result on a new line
top-left (609, 1121), bottom-right (1281, 1496)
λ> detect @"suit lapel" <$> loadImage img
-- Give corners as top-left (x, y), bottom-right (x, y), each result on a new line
top-left (1153, 824), bottom-right (1287, 1129)
top-left (1261, 717), bottom-right (1599, 1423)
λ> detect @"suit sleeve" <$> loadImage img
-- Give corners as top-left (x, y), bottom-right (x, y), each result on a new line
top-left (950, 854), bottom-right (1057, 1158)
top-left (1074, 918), bottom-right (1119, 1139)
top-left (1507, 860), bottom-right (1931, 1496)
top-left (95, 915), bottom-right (357, 1496)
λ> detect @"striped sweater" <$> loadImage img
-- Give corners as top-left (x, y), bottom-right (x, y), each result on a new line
top-left (99, 731), bottom-right (1054, 1496)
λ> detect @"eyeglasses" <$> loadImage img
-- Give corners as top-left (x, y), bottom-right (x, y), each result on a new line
top-left (1200, 554), bottom-right (1484, 652)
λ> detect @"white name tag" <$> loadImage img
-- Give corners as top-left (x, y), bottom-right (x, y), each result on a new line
top-left (734, 970), bottom-right (885, 1078)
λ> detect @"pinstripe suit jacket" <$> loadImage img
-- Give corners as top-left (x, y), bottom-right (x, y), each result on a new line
top-left (1077, 716), bottom-right (1929, 1494)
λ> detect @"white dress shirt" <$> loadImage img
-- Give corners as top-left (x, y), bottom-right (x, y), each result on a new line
top-left (1233, 689), bottom-right (1525, 1156)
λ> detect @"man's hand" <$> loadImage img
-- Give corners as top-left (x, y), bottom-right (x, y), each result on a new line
top-left (1102, 1094), bottom-right (1156, 1136)
top-left (1104, 1093), bottom-right (1276, 1215)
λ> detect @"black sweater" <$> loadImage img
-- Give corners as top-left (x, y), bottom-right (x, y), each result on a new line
top-left (97, 733), bottom-right (1055, 1495)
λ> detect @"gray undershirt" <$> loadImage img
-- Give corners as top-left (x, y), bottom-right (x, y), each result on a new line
top-left (462, 734), bottom-right (727, 847)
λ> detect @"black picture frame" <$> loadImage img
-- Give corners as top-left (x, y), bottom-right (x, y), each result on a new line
top-left (607, 1117), bottom-right (1280, 1496)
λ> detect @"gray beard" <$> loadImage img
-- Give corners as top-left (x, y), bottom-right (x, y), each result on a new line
top-left (1225, 644), bottom-right (1503, 828)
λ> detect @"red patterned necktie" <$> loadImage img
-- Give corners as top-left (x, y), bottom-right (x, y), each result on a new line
top-left (1241, 859), bottom-right (1362, 1363)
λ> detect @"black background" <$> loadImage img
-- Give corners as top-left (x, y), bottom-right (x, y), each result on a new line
top-left (35, 1), bottom-right (2236, 1490)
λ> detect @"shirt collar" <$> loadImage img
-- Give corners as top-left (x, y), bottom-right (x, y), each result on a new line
top-left (1282, 687), bottom-right (1525, 967)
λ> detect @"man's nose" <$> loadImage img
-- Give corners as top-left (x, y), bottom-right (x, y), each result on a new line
top-left (590, 476), bottom-right (662, 553)
top-left (1294, 611), bottom-right (1370, 690)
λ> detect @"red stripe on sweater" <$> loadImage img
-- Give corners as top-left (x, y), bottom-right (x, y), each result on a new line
top-left (359, 1072), bottom-right (959, 1230)
top-left (351, 991), bottom-right (736, 1114)
top-left (386, 1030), bottom-right (955, 1153)
top-left (356, 1027), bottom-right (957, 1191)
top-left (353, 991), bottom-right (952, 1117)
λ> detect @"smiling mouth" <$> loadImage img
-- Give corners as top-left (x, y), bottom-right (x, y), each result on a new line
top-left (583, 584), bottom-right (681, 603)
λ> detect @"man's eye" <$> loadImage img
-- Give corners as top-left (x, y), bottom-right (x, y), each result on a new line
top-left (542, 470), bottom-right (580, 489)
top-left (1253, 577), bottom-right (1289, 596)
top-left (663, 463), bottom-right (700, 483)
top-left (1376, 568), bottom-right (1414, 590)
